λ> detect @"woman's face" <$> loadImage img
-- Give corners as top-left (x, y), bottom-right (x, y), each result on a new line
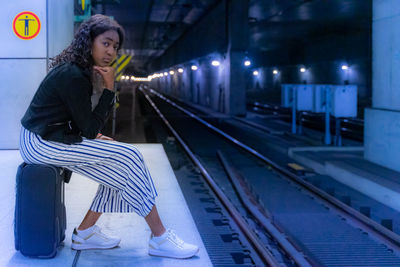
top-left (92, 30), bottom-right (119, 67)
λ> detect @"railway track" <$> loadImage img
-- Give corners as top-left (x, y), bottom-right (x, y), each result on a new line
top-left (138, 85), bottom-right (400, 266)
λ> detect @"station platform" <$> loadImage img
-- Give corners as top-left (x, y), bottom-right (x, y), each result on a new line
top-left (0, 144), bottom-right (212, 267)
top-left (289, 146), bottom-right (400, 213)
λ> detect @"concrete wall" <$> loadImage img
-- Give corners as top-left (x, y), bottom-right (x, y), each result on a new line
top-left (0, 0), bottom-right (73, 149)
top-left (372, 0), bottom-right (400, 111)
top-left (364, 108), bottom-right (400, 171)
top-left (364, 0), bottom-right (400, 172)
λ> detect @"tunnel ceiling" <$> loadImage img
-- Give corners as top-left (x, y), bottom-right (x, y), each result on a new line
top-left (249, 0), bottom-right (371, 52)
top-left (93, 0), bottom-right (371, 75)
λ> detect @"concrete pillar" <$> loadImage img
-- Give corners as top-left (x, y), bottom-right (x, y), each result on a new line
top-left (224, 0), bottom-right (248, 116)
top-left (364, 0), bottom-right (400, 171)
top-left (0, 0), bottom-right (73, 149)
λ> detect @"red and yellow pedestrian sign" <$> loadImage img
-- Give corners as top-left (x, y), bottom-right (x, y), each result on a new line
top-left (13, 11), bottom-right (41, 40)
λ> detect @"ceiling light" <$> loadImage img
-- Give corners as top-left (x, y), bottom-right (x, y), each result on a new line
top-left (211, 60), bottom-right (220, 66)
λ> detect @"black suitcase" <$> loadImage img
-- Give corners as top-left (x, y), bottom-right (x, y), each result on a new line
top-left (14, 163), bottom-right (72, 258)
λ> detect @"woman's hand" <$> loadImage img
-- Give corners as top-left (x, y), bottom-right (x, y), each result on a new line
top-left (96, 133), bottom-right (114, 141)
top-left (93, 66), bottom-right (115, 91)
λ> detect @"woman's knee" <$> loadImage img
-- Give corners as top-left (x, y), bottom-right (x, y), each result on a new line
top-left (119, 144), bottom-right (144, 162)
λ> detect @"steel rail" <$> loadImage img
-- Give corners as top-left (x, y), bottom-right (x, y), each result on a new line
top-left (217, 150), bottom-right (313, 267)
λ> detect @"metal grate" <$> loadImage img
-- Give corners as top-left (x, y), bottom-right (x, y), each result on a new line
top-left (171, 163), bottom-right (257, 266)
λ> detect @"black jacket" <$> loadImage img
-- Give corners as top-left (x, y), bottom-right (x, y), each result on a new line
top-left (21, 62), bottom-right (115, 144)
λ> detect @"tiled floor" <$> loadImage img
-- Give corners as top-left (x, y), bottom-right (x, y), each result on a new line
top-left (0, 144), bottom-right (211, 267)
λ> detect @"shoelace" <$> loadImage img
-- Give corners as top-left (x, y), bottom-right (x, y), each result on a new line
top-left (167, 229), bottom-right (185, 248)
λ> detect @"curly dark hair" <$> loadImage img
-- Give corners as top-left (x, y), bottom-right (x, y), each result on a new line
top-left (49, 14), bottom-right (125, 73)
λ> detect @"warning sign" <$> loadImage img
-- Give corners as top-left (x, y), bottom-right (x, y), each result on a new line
top-left (13, 11), bottom-right (41, 40)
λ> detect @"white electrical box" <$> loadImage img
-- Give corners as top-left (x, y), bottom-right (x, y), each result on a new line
top-left (296, 84), bottom-right (314, 111)
top-left (331, 85), bottom-right (358, 118)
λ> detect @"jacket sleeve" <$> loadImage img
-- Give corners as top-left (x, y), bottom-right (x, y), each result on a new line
top-left (58, 75), bottom-right (115, 139)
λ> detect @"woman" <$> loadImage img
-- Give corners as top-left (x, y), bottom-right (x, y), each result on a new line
top-left (19, 14), bottom-right (198, 259)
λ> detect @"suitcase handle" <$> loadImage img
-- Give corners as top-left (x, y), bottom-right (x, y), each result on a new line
top-left (61, 168), bottom-right (72, 184)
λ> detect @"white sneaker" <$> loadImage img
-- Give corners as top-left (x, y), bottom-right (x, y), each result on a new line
top-left (148, 229), bottom-right (199, 259)
top-left (71, 225), bottom-right (121, 250)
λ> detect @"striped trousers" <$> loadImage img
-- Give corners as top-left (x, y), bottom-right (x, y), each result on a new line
top-left (19, 127), bottom-right (158, 217)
